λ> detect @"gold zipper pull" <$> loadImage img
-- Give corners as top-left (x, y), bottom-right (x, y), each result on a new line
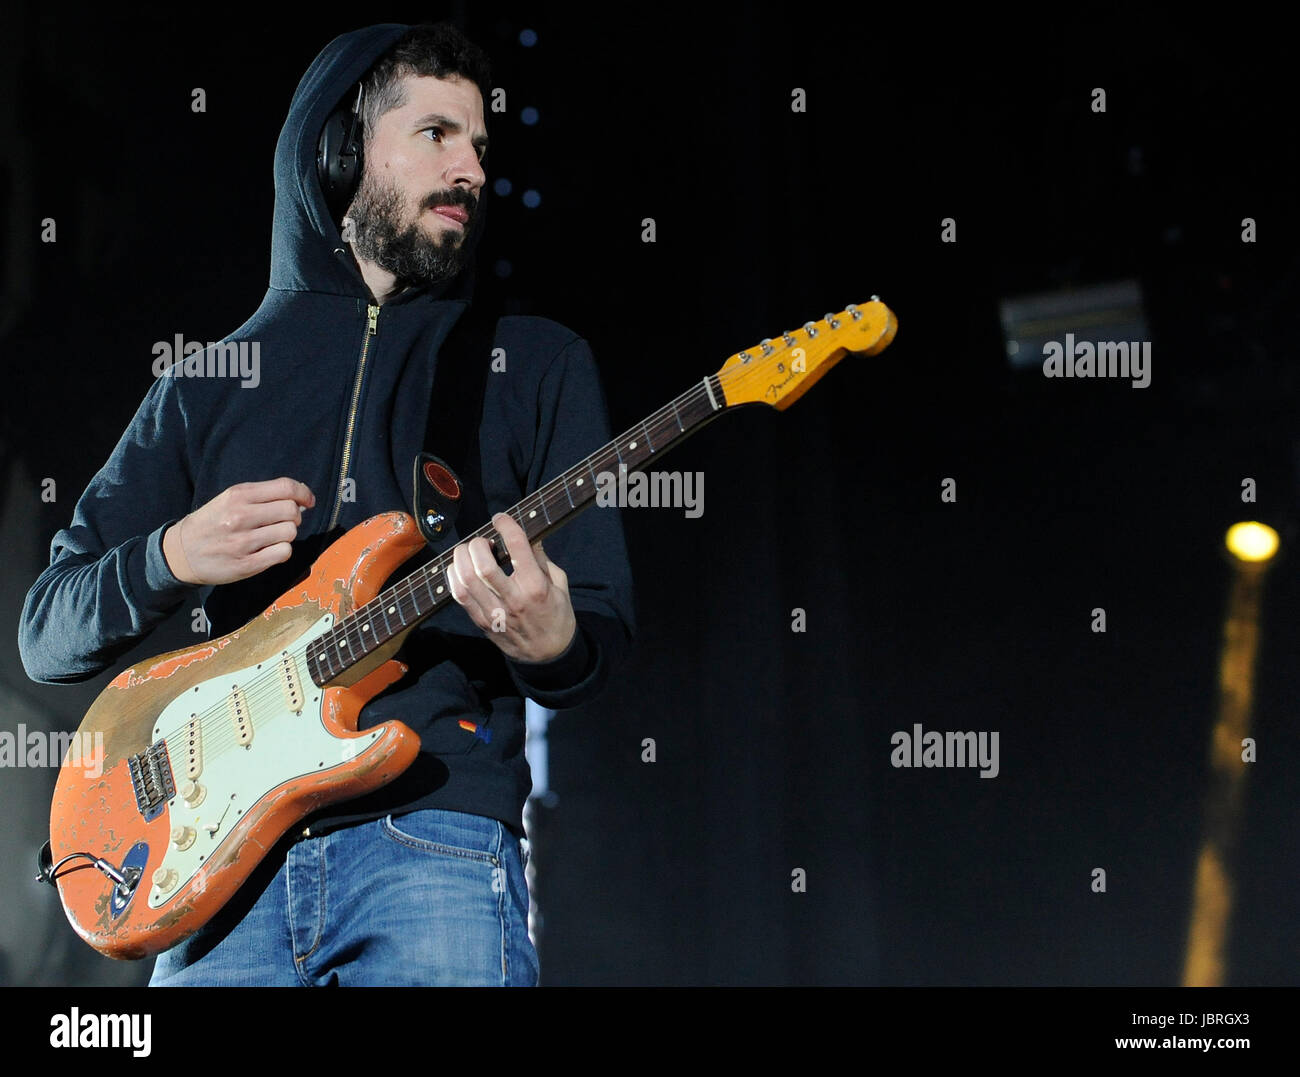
top-left (367, 304), bottom-right (379, 336)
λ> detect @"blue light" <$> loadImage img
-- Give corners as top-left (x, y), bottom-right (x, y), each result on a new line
top-left (522, 189), bottom-right (541, 209)
top-left (521, 106), bottom-right (540, 126)
top-left (519, 28), bottom-right (538, 47)
top-left (493, 177), bottom-right (513, 197)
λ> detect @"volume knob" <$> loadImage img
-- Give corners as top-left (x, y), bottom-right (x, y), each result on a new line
top-left (171, 825), bottom-right (197, 851)
top-left (152, 867), bottom-right (178, 892)
top-left (179, 780), bottom-right (206, 808)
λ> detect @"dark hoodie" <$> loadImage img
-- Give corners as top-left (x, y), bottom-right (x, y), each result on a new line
top-left (19, 24), bottom-right (634, 834)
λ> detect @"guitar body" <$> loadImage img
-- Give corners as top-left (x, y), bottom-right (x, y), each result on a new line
top-left (50, 512), bottom-right (427, 959)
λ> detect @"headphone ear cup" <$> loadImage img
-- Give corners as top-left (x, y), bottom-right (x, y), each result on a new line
top-left (316, 107), bottom-right (362, 220)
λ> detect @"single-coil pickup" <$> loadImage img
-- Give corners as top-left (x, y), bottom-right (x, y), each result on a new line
top-left (184, 715), bottom-right (203, 779)
top-left (280, 653), bottom-right (304, 713)
top-left (228, 686), bottom-right (253, 747)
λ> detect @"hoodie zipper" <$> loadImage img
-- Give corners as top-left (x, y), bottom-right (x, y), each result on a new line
top-left (328, 303), bottom-right (379, 529)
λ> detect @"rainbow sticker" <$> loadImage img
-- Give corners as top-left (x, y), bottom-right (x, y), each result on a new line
top-left (458, 719), bottom-right (493, 744)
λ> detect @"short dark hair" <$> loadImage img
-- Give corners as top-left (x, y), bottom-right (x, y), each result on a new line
top-left (361, 22), bottom-right (492, 145)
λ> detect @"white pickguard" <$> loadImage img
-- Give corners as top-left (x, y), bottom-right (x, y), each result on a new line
top-left (145, 613), bottom-right (384, 908)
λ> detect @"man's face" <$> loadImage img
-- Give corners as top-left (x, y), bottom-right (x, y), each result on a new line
top-left (344, 73), bottom-right (488, 288)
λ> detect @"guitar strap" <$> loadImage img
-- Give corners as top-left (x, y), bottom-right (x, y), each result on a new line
top-left (413, 301), bottom-right (495, 548)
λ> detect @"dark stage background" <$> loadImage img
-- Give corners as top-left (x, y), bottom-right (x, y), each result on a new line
top-left (1, 4), bottom-right (1297, 987)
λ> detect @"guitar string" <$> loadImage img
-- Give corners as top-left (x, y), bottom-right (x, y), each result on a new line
top-left (331, 334), bottom-right (838, 656)
top-left (152, 322), bottom-right (864, 758)
top-left (152, 336), bottom-right (834, 758)
top-left (157, 367), bottom-right (730, 751)
top-left (151, 365), bottom-right (718, 755)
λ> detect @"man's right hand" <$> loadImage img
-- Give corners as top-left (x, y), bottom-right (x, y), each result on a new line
top-left (162, 478), bottom-right (316, 586)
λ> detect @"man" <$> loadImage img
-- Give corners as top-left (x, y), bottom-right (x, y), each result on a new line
top-left (19, 22), bottom-right (633, 986)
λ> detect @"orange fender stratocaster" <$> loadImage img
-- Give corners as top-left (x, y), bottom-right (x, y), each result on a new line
top-left (45, 300), bottom-right (898, 958)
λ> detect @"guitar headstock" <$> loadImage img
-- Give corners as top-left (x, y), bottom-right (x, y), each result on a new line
top-left (714, 298), bottom-right (898, 410)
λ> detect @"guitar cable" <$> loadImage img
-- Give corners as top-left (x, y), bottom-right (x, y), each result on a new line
top-left (36, 841), bottom-right (142, 899)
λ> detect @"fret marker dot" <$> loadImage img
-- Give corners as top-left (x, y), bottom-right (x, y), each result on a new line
top-left (629, 441), bottom-right (637, 449)
top-left (437, 585), bottom-right (445, 594)
top-left (529, 509), bottom-right (536, 518)
top-left (338, 641), bottom-right (348, 648)
top-left (388, 606), bottom-right (396, 615)
top-left (576, 478), bottom-right (583, 485)
top-left (362, 623), bottom-right (370, 632)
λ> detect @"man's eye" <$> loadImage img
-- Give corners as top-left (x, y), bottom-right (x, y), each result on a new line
top-left (423, 126), bottom-right (444, 142)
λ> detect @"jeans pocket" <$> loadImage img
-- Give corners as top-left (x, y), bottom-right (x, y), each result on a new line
top-left (379, 810), bottom-right (501, 865)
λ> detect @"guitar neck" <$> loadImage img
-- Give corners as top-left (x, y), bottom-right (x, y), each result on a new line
top-left (305, 374), bottom-right (726, 686)
top-left (305, 297), bottom-right (899, 686)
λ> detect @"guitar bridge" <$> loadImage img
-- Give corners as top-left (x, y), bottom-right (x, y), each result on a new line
top-left (127, 742), bottom-right (175, 822)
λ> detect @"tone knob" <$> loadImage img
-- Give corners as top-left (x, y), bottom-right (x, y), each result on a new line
top-left (179, 780), bottom-right (206, 808)
top-left (171, 825), bottom-right (197, 851)
top-left (152, 867), bottom-right (178, 892)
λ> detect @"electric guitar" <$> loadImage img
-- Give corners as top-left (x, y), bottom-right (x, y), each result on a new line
top-left (44, 299), bottom-right (898, 958)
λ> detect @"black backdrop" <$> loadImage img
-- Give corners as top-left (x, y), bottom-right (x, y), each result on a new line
top-left (1, 2), bottom-right (1297, 987)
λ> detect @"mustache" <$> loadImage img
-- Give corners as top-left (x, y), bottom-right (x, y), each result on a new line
top-left (422, 188), bottom-right (477, 219)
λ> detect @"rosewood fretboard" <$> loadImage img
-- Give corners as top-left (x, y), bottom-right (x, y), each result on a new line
top-left (304, 374), bottom-right (723, 685)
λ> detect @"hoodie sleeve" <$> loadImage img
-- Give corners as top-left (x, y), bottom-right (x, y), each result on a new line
top-left (18, 375), bottom-right (197, 684)
top-left (505, 336), bottom-right (635, 709)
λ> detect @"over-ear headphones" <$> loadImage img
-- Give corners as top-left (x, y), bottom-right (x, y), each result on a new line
top-left (316, 83), bottom-right (365, 221)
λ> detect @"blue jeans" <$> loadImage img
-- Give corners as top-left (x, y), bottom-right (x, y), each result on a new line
top-left (148, 809), bottom-right (538, 986)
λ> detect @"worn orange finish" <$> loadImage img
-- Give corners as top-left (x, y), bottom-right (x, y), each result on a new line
top-left (50, 512), bottom-right (428, 959)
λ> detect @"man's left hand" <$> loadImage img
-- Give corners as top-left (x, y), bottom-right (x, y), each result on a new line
top-left (446, 511), bottom-right (577, 663)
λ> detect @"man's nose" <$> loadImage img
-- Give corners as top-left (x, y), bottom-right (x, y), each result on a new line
top-left (446, 145), bottom-right (485, 194)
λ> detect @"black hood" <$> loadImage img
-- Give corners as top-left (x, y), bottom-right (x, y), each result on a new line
top-left (269, 23), bottom-right (484, 304)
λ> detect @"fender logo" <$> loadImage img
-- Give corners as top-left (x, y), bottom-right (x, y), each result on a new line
top-left (764, 368), bottom-right (799, 401)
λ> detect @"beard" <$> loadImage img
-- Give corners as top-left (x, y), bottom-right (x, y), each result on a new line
top-left (344, 173), bottom-right (475, 289)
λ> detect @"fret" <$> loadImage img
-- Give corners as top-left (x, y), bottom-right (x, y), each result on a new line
top-left (670, 400), bottom-right (684, 432)
top-left (561, 471), bottom-right (575, 508)
top-left (642, 419), bottom-right (654, 453)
